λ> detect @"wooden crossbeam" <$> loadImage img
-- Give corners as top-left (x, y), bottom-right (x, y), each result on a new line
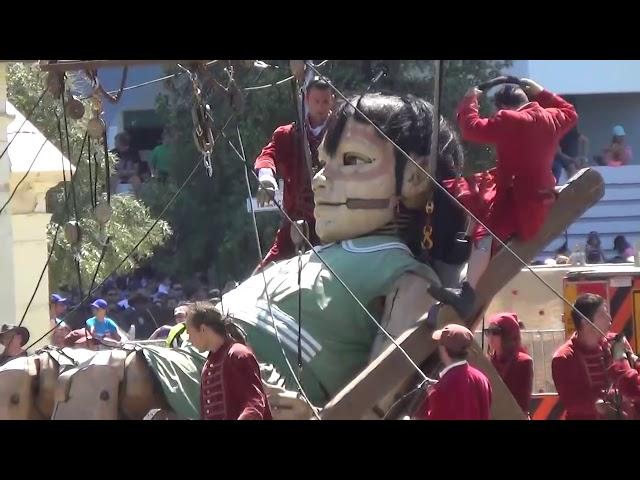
top-left (38, 60), bottom-right (212, 73)
top-left (319, 168), bottom-right (605, 420)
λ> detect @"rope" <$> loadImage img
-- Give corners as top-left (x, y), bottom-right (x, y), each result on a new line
top-left (54, 111), bottom-right (70, 220)
top-left (103, 130), bottom-right (111, 204)
top-left (23, 114), bottom-right (235, 352)
top-left (87, 138), bottom-right (94, 208)
top-left (0, 137), bottom-right (48, 216)
top-left (0, 88), bottom-right (47, 164)
top-left (306, 63), bottom-right (609, 342)
top-left (93, 152), bottom-right (99, 207)
top-left (60, 90), bottom-right (84, 297)
top-left (17, 128), bottom-right (90, 327)
top-left (235, 125), bottom-right (321, 420)
top-left (17, 223), bottom-right (62, 328)
top-left (88, 236), bottom-right (111, 295)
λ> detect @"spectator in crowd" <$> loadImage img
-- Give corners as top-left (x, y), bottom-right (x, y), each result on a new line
top-left (171, 282), bottom-right (185, 302)
top-left (603, 125), bottom-right (633, 167)
top-left (85, 299), bottom-right (121, 341)
top-left (104, 287), bottom-right (125, 322)
top-left (49, 292), bottom-right (72, 346)
top-left (112, 132), bottom-right (148, 193)
top-left (223, 280), bottom-right (238, 295)
top-left (555, 241), bottom-right (571, 265)
top-left (208, 289), bottom-right (221, 302)
top-left (553, 125), bottom-right (589, 183)
top-left (124, 290), bottom-right (159, 340)
top-left (585, 231), bottom-right (605, 264)
top-left (149, 304), bottom-right (190, 345)
top-left (485, 312), bottom-right (534, 416)
top-left (415, 324), bottom-right (492, 420)
top-left (0, 324), bottom-right (30, 366)
top-left (166, 296), bottom-right (178, 312)
top-left (611, 235), bottom-right (635, 263)
top-left (150, 128), bottom-right (174, 182)
top-left (49, 293), bottom-right (69, 329)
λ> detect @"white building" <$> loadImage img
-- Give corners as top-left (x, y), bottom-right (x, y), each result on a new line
top-left (1, 64), bottom-right (74, 348)
top-left (506, 60), bottom-right (640, 165)
top-left (504, 61), bottom-right (640, 259)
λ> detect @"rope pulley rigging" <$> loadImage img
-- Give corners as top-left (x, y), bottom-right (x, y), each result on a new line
top-left (64, 91), bottom-right (85, 120)
top-left (179, 63), bottom-right (216, 178)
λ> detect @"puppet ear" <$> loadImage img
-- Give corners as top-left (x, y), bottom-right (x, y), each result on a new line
top-left (400, 154), bottom-right (431, 209)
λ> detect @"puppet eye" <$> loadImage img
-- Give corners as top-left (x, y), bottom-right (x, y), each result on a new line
top-left (343, 152), bottom-right (373, 166)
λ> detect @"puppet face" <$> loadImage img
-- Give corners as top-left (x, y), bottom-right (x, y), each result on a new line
top-left (312, 118), bottom-right (398, 243)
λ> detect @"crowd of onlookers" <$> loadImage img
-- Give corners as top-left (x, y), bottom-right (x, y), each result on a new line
top-left (110, 129), bottom-right (175, 196)
top-left (541, 233), bottom-right (637, 266)
top-left (49, 267), bottom-right (236, 340)
top-left (553, 124), bottom-right (634, 184)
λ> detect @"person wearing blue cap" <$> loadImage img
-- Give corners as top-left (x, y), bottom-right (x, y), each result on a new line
top-left (85, 299), bottom-right (121, 341)
top-left (604, 125), bottom-right (632, 167)
top-left (49, 294), bottom-right (69, 329)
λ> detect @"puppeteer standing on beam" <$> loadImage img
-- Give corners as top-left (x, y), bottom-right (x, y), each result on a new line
top-left (254, 76), bottom-right (335, 266)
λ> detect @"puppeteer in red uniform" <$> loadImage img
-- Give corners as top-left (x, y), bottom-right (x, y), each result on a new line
top-left (551, 293), bottom-right (639, 420)
top-left (200, 340), bottom-right (273, 420)
top-left (416, 324), bottom-right (492, 420)
top-left (254, 77), bottom-right (335, 266)
top-left (440, 79), bottom-right (577, 293)
top-left (185, 303), bottom-right (272, 420)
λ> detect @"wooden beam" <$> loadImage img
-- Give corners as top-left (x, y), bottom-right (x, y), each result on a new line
top-left (38, 60), bottom-right (212, 73)
top-left (319, 168), bottom-right (605, 419)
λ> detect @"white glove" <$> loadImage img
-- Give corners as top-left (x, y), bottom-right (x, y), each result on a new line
top-left (256, 169), bottom-right (278, 207)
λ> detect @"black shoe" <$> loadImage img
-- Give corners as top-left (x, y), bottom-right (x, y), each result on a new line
top-left (427, 281), bottom-right (476, 320)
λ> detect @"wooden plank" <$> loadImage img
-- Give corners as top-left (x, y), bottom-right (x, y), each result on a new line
top-left (466, 168), bottom-right (604, 328)
top-left (319, 168), bottom-right (604, 420)
top-left (38, 60), bottom-right (211, 72)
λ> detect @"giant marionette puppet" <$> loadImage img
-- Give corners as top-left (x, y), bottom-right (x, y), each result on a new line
top-left (0, 84), bottom-right (602, 420)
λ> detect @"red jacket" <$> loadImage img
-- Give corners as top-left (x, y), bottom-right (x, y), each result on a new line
top-left (255, 123), bottom-right (322, 265)
top-left (491, 351), bottom-right (533, 415)
top-left (456, 90), bottom-right (577, 242)
top-left (201, 341), bottom-right (272, 420)
top-left (487, 312), bottom-right (533, 415)
top-left (551, 333), bottom-right (615, 420)
top-left (608, 359), bottom-right (640, 419)
top-left (417, 362), bottom-right (492, 420)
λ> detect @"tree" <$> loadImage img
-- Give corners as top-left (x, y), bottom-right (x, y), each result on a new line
top-left (7, 63), bottom-right (171, 294)
top-left (150, 60), bottom-right (511, 285)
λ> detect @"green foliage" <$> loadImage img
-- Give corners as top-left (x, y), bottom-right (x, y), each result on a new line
top-left (7, 63), bottom-right (171, 291)
top-left (150, 60), bottom-right (511, 284)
